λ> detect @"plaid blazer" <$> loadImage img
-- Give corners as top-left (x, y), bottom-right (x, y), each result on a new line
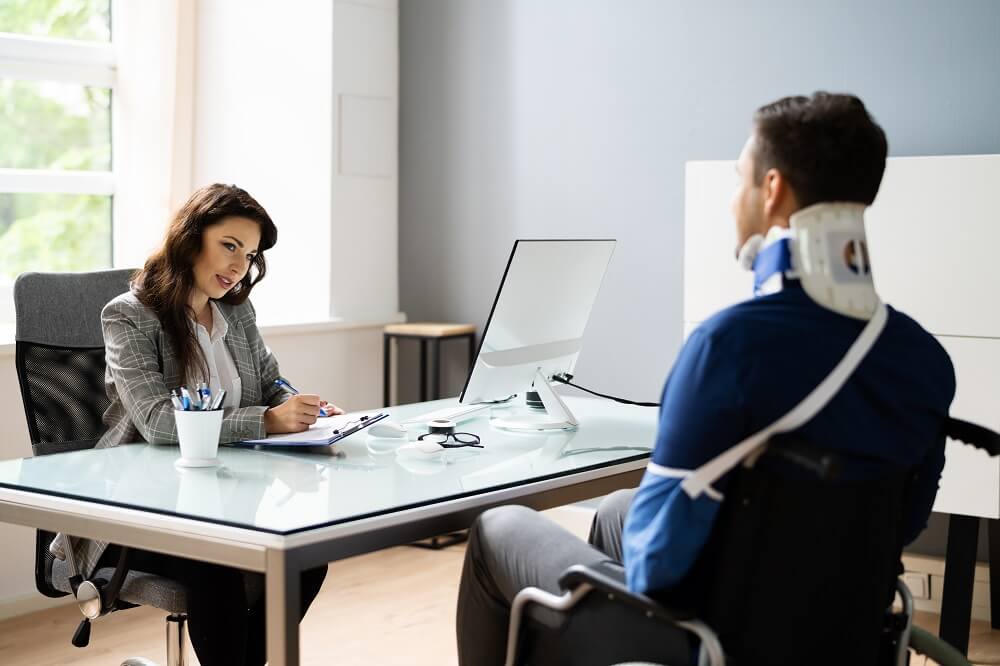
top-left (53, 290), bottom-right (287, 575)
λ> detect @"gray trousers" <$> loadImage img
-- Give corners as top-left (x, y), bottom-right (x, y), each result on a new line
top-left (456, 488), bottom-right (635, 665)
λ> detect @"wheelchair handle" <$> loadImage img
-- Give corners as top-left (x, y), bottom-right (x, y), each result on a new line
top-left (946, 418), bottom-right (1000, 458)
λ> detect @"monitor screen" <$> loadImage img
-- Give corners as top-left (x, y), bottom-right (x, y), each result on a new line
top-left (460, 239), bottom-right (616, 405)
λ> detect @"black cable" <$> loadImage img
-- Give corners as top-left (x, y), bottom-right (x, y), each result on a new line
top-left (551, 373), bottom-right (660, 408)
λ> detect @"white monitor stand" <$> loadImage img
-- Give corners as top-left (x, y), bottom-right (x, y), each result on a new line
top-left (490, 368), bottom-right (579, 432)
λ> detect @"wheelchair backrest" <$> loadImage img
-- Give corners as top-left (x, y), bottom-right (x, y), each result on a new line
top-left (672, 440), bottom-right (910, 665)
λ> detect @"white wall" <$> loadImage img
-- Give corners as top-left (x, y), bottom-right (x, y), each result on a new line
top-left (0, 352), bottom-right (37, 617)
top-left (398, 0), bottom-right (1000, 408)
top-left (191, 0), bottom-right (400, 326)
top-left (330, 0), bottom-right (399, 321)
top-left (0, 0), bottom-right (400, 619)
top-left (192, 0), bottom-right (335, 325)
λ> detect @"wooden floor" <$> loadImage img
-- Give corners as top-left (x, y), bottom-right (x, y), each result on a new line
top-left (1, 506), bottom-right (999, 665)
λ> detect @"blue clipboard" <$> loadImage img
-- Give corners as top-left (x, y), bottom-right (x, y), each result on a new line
top-left (234, 412), bottom-right (390, 448)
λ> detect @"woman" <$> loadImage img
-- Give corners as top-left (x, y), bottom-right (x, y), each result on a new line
top-left (55, 184), bottom-right (335, 665)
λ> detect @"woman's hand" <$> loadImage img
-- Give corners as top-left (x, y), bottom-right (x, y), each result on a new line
top-left (320, 400), bottom-right (345, 417)
top-left (265, 394), bottom-right (323, 433)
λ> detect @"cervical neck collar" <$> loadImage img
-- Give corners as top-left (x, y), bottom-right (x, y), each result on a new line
top-left (737, 202), bottom-right (879, 320)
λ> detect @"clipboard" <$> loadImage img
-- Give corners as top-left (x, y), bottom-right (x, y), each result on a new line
top-left (234, 412), bottom-right (390, 448)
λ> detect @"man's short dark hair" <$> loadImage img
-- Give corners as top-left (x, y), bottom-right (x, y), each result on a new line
top-left (752, 92), bottom-right (888, 208)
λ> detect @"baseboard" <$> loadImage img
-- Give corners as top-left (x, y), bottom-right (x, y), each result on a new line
top-left (0, 592), bottom-right (74, 621)
top-left (902, 553), bottom-right (992, 621)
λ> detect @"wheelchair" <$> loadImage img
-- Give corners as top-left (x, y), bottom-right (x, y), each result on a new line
top-left (505, 419), bottom-right (999, 666)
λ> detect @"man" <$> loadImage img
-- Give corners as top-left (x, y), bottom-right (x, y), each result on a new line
top-left (455, 92), bottom-right (956, 664)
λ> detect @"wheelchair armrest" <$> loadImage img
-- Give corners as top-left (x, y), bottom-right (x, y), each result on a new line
top-left (946, 418), bottom-right (1000, 457)
top-left (557, 563), bottom-right (697, 623)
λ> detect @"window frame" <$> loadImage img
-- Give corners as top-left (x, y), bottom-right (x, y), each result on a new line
top-left (0, 27), bottom-right (117, 327)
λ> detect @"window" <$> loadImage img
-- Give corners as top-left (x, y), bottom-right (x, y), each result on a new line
top-left (0, 0), bottom-right (115, 328)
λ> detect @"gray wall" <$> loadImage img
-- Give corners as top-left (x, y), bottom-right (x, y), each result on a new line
top-left (399, 0), bottom-right (1000, 557)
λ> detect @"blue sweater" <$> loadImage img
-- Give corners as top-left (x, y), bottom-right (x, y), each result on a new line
top-left (623, 283), bottom-right (956, 595)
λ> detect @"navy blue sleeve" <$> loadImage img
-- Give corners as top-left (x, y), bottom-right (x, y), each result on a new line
top-left (623, 326), bottom-right (751, 593)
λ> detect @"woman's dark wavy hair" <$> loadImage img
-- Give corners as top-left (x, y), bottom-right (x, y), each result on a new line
top-left (133, 184), bottom-right (278, 385)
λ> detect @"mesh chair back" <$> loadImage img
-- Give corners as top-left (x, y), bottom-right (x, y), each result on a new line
top-left (16, 345), bottom-right (111, 453)
top-left (13, 269), bottom-right (135, 597)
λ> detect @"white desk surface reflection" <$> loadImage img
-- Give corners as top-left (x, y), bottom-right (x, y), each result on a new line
top-left (0, 396), bottom-right (656, 535)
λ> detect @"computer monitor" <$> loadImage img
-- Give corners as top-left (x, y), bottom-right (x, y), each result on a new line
top-left (459, 239), bottom-right (616, 431)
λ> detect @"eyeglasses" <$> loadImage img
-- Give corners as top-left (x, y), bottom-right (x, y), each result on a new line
top-left (417, 432), bottom-right (483, 448)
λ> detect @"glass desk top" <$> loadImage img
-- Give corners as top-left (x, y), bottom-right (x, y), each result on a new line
top-left (0, 396), bottom-right (655, 535)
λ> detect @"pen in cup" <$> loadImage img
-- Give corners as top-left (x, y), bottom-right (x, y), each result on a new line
top-left (197, 382), bottom-right (212, 410)
top-left (172, 385), bottom-right (223, 411)
top-left (274, 378), bottom-right (329, 417)
top-left (178, 387), bottom-right (193, 411)
top-left (210, 389), bottom-right (227, 410)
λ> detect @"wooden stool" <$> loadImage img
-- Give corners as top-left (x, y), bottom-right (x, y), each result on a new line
top-left (383, 323), bottom-right (477, 406)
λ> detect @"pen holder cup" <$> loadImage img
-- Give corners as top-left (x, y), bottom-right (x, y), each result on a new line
top-left (174, 409), bottom-right (224, 467)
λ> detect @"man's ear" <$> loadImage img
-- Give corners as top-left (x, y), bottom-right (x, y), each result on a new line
top-left (762, 168), bottom-right (792, 222)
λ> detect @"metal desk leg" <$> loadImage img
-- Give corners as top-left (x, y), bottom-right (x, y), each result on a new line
top-left (990, 518), bottom-right (1000, 629)
top-left (383, 334), bottom-right (391, 407)
top-left (430, 338), bottom-right (440, 400)
top-left (940, 514), bottom-right (979, 655)
top-left (267, 548), bottom-right (301, 666)
top-left (419, 339), bottom-right (428, 402)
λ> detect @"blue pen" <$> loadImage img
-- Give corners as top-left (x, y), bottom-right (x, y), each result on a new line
top-left (178, 387), bottom-right (193, 411)
top-left (274, 379), bottom-right (329, 417)
top-left (197, 383), bottom-right (212, 411)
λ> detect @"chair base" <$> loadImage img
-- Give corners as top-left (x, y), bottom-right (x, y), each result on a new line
top-left (166, 613), bottom-right (187, 666)
top-left (116, 613), bottom-right (187, 666)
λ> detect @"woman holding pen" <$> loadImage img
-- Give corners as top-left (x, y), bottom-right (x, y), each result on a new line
top-left (50, 184), bottom-right (334, 665)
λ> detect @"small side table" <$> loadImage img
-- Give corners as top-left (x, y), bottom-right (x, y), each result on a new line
top-left (383, 323), bottom-right (477, 406)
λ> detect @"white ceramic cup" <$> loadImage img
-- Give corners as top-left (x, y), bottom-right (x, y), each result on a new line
top-left (174, 409), bottom-right (223, 467)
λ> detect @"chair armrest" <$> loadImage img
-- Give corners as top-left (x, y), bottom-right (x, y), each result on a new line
top-left (100, 546), bottom-right (131, 612)
top-left (507, 563), bottom-right (723, 666)
top-left (557, 563), bottom-right (697, 623)
top-left (30, 438), bottom-right (99, 457)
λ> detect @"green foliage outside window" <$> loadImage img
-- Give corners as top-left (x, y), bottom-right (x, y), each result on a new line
top-left (0, 0), bottom-right (113, 281)
top-left (0, 0), bottom-right (110, 42)
top-left (0, 194), bottom-right (111, 281)
top-left (0, 79), bottom-right (111, 171)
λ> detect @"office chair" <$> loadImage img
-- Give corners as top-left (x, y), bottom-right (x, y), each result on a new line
top-left (14, 270), bottom-right (190, 666)
top-left (505, 420), bottom-right (999, 666)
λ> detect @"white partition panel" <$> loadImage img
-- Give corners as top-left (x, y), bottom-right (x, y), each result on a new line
top-left (683, 161), bottom-right (751, 325)
top-left (867, 155), bottom-right (1000, 338)
top-left (685, 155), bottom-right (1000, 519)
top-left (934, 337), bottom-right (1000, 518)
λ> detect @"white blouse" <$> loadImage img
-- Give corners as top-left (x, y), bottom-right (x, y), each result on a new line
top-left (191, 302), bottom-right (242, 408)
